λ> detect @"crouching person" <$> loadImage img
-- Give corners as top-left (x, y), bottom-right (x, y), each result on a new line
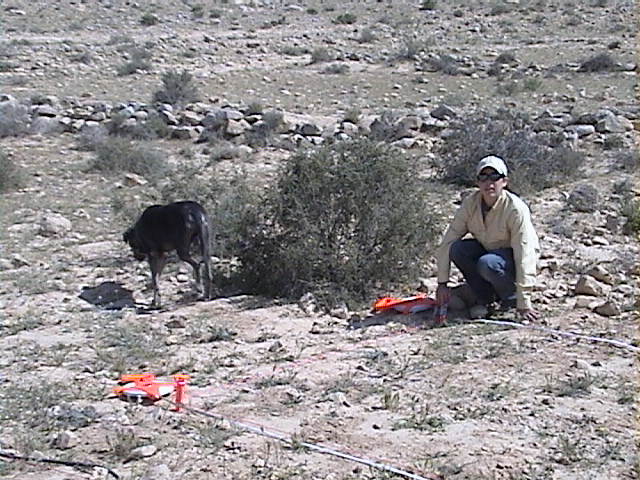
top-left (435, 156), bottom-right (540, 322)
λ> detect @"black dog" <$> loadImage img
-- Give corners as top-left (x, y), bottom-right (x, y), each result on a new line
top-left (123, 201), bottom-right (212, 308)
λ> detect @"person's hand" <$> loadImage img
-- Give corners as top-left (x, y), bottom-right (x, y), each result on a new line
top-left (518, 308), bottom-right (540, 323)
top-left (436, 284), bottom-right (451, 306)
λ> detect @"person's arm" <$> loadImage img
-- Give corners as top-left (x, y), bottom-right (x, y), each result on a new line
top-left (509, 207), bottom-right (539, 313)
top-left (435, 200), bottom-right (471, 293)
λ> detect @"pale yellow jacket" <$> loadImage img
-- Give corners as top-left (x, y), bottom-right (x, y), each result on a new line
top-left (436, 189), bottom-right (540, 310)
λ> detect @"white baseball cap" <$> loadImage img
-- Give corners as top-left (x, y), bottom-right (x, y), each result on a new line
top-left (476, 155), bottom-right (508, 177)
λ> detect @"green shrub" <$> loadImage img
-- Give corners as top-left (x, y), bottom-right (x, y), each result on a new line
top-left (152, 69), bottom-right (200, 107)
top-left (437, 110), bottom-right (586, 196)
top-left (232, 138), bottom-right (440, 309)
top-left (0, 150), bottom-right (26, 192)
top-left (335, 13), bottom-right (357, 24)
top-left (141, 13), bottom-right (160, 26)
top-left (420, 0), bottom-right (437, 10)
top-left (87, 137), bottom-right (169, 181)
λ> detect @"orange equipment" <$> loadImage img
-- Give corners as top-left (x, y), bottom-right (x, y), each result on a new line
top-left (373, 293), bottom-right (437, 314)
top-left (113, 373), bottom-right (189, 405)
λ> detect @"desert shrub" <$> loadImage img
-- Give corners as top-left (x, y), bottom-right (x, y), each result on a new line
top-left (141, 13), bottom-right (160, 26)
top-left (245, 111), bottom-right (284, 148)
top-left (423, 54), bottom-right (461, 75)
top-left (578, 52), bottom-right (617, 72)
top-left (0, 101), bottom-right (30, 137)
top-left (358, 27), bottom-right (377, 44)
top-left (323, 63), bottom-right (350, 75)
top-left (191, 3), bottom-right (205, 18)
top-left (152, 69), bottom-right (200, 107)
top-left (616, 150), bottom-right (639, 171)
top-left (87, 136), bottom-right (169, 181)
top-left (437, 110), bottom-right (586, 196)
top-left (231, 138), bottom-right (440, 309)
top-left (523, 77), bottom-right (543, 91)
top-left (489, 2), bottom-right (514, 15)
top-left (335, 13), bottom-right (357, 24)
top-left (420, 0), bottom-right (437, 10)
top-left (0, 61), bottom-right (16, 71)
top-left (246, 101), bottom-right (263, 115)
top-left (343, 107), bottom-right (361, 124)
top-left (395, 33), bottom-right (428, 61)
top-left (310, 47), bottom-right (333, 64)
top-left (70, 50), bottom-right (93, 64)
top-left (0, 150), bottom-right (26, 193)
top-left (494, 52), bottom-right (517, 65)
top-left (107, 110), bottom-right (170, 140)
top-left (280, 45), bottom-right (309, 56)
top-left (621, 195), bottom-right (640, 236)
top-left (116, 46), bottom-right (152, 76)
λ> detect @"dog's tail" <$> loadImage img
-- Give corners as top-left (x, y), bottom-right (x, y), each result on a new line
top-left (197, 206), bottom-right (213, 300)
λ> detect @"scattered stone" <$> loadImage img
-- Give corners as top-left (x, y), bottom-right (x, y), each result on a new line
top-left (586, 265), bottom-right (614, 285)
top-left (129, 444), bottom-right (158, 460)
top-left (567, 184), bottom-right (599, 213)
top-left (140, 464), bottom-right (172, 480)
top-left (39, 213), bottom-right (72, 236)
top-left (53, 430), bottom-right (78, 449)
top-left (574, 275), bottom-right (606, 296)
top-left (593, 301), bottom-right (621, 317)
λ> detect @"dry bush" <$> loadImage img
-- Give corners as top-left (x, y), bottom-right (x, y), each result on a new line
top-left (152, 69), bottom-right (200, 107)
top-left (437, 110), bottom-right (586, 196)
top-left (578, 52), bottom-right (618, 72)
top-left (86, 136), bottom-right (169, 181)
top-left (230, 137), bottom-right (440, 309)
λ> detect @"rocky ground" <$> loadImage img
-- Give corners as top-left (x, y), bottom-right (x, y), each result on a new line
top-left (0, 1), bottom-right (638, 479)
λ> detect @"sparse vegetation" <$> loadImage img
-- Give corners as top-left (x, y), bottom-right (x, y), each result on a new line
top-left (578, 52), bottom-right (618, 72)
top-left (140, 12), bottom-right (160, 26)
top-left (310, 47), bottom-right (333, 64)
top-left (152, 69), bottom-right (200, 106)
top-left (87, 136), bottom-right (169, 181)
top-left (335, 13), bottom-right (357, 25)
top-left (438, 110), bottom-right (586, 195)
top-left (116, 46), bottom-right (153, 76)
top-left (420, 0), bottom-right (438, 11)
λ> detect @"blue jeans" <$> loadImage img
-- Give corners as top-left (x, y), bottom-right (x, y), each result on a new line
top-left (450, 239), bottom-right (516, 307)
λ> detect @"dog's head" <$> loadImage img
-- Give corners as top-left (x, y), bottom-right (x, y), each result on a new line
top-left (123, 227), bottom-right (146, 261)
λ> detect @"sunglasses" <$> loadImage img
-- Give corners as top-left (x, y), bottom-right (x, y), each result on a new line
top-left (477, 172), bottom-right (505, 182)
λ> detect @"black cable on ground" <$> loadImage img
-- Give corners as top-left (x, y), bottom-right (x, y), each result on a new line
top-left (0, 450), bottom-right (119, 479)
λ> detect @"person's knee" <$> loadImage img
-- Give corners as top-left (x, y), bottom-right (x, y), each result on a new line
top-left (477, 254), bottom-right (505, 280)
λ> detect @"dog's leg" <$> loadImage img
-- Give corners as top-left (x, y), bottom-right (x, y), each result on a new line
top-left (177, 249), bottom-right (203, 294)
top-left (149, 253), bottom-right (167, 308)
